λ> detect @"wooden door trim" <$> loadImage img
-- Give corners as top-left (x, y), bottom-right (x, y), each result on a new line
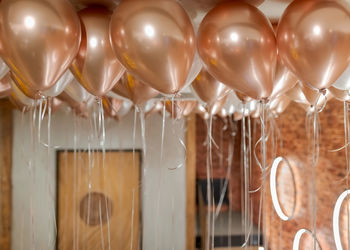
top-left (0, 107), bottom-right (12, 250)
top-left (186, 114), bottom-right (196, 250)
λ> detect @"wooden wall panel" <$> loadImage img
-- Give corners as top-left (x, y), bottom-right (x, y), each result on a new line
top-left (0, 107), bottom-right (12, 250)
top-left (57, 151), bottom-right (140, 250)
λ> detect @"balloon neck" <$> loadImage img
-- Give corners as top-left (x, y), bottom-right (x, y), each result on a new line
top-left (34, 91), bottom-right (44, 100)
top-left (260, 98), bottom-right (268, 105)
top-left (319, 88), bottom-right (327, 96)
top-left (173, 92), bottom-right (180, 99)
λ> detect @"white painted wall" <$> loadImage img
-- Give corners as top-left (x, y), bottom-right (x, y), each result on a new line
top-left (11, 106), bottom-right (186, 250)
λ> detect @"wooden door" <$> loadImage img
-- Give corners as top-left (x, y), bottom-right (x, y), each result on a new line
top-left (57, 151), bottom-right (140, 250)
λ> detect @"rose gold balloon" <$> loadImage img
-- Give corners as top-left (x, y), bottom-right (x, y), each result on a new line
top-left (0, 0), bottom-right (81, 95)
top-left (71, 7), bottom-right (125, 97)
top-left (110, 0), bottom-right (195, 95)
top-left (9, 95), bottom-right (32, 112)
top-left (269, 95), bottom-right (291, 115)
top-left (9, 77), bottom-right (35, 112)
top-left (300, 83), bottom-right (322, 106)
top-left (234, 112), bottom-right (243, 121)
top-left (102, 97), bottom-right (123, 118)
top-left (10, 72), bottom-right (41, 99)
top-left (270, 57), bottom-right (299, 99)
top-left (251, 104), bottom-right (262, 119)
top-left (218, 108), bottom-right (228, 118)
top-left (179, 0), bottom-right (264, 24)
top-left (44, 98), bottom-right (63, 115)
top-left (285, 83), bottom-right (308, 105)
top-left (301, 83), bottom-right (333, 107)
top-left (64, 79), bottom-right (93, 103)
top-left (12, 70), bottom-right (75, 99)
top-left (235, 92), bottom-right (254, 103)
top-left (52, 98), bottom-right (63, 113)
top-left (165, 100), bottom-right (197, 119)
top-left (58, 92), bottom-right (89, 118)
top-left (197, 1), bottom-right (277, 100)
top-left (286, 82), bottom-right (332, 108)
top-left (115, 100), bottom-right (133, 121)
top-left (194, 103), bottom-right (210, 120)
top-left (112, 73), bottom-right (159, 105)
top-left (297, 99), bottom-right (333, 113)
top-left (209, 95), bottom-right (228, 116)
top-left (277, 0), bottom-right (350, 90)
top-left (192, 69), bottom-right (231, 106)
top-left (0, 73), bottom-right (12, 99)
top-left (145, 101), bottom-right (164, 118)
top-left (329, 86), bottom-right (350, 103)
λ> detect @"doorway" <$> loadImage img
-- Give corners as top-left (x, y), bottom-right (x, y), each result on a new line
top-left (57, 150), bottom-right (141, 250)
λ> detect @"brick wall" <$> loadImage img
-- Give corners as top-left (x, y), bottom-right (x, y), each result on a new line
top-left (195, 98), bottom-right (349, 249)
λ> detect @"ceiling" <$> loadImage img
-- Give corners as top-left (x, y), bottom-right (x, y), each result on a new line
top-left (70, 0), bottom-right (293, 24)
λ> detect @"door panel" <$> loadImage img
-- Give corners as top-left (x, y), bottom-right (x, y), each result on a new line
top-left (57, 151), bottom-right (140, 250)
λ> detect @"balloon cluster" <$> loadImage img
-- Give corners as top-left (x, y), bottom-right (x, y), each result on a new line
top-left (0, 0), bottom-right (349, 120)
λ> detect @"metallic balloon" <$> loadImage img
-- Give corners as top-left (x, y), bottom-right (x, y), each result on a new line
top-left (0, 73), bottom-right (12, 99)
top-left (197, 1), bottom-right (276, 100)
top-left (329, 86), bottom-right (350, 103)
top-left (10, 72), bottom-right (41, 99)
top-left (297, 96), bottom-right (333, 113)
top-left (235, 92), bottom-right (254, 103)
top-left (209, 95), bottom-right (228, 116)
top-left (300, 83), bottom-right (333, 106)
top-left (145, 100), bottom-right (164, 118)
top-left (165, 100), bottom-right (197, 119)
top-left (144, 99), bottom-right (158, 114)
top-left (102, 97), bottom-right (123, 118)
top-left (9, 77), bottom-right (35, 110)
top-left (286, 82), bottom-right (332, 108)
top-left (183, 52), bottom-right (203, 90)
top-left (270, 57), bottom-right (299, 99)
top-left (285, 83), bottom-right (309, 105)
top-left (71, 7), bottom-right (125, 97)
top-left (0, 58), bottom-right (9, 80)
top-left (277, 0), bottom-right (350, 90)
top-left (333, 65), bottom-right (350, 91)
top-left (58, 92), bottom-right (89, 118)
top-left (116, 100), bottom-right (133, 120)
top-left (221, 92), bottom-right (240, 116)
top-left (64, 79), bottom-right (93, 103)
top-left (0, 0), bottom-right (81, 95)
top-left (194, 103), bottom-right (210, 120)
top-left (11, 70), bottom-right (73, 100)
top-left (234, 112), bottom-right (243, 121)
top-left (236, 99), bottom-right (257, 117)
top-left (269, 95), bottom-right (291, 115)
top-left (192, 69), bottom-right (231, 106)
top-left (218, 108), bottom-right (228, 119)
top-left (112, 73), bottom-right (159, 105)
top-left (251, 103), bottom-right (262, 119)
top-left (44, 98), bottom-right (64, 115)
top-left (110, 0), bottom-right (196, 95)
top-left (180, 0), bottom-right (265, 23)
top-left (43, 70), bottom-right (75, 97)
